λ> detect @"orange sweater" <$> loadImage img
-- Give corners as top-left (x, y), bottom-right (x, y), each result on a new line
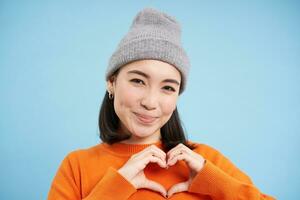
top-left (47, 141), bottom-right (275, 200)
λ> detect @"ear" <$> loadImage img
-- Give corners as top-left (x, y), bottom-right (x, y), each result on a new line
top-left (106, 76), bottom-right (116, 93)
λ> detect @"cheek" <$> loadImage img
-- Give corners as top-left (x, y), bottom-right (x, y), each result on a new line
top-left (161, 97), bottom-right (177, 115)
top-left (114, 82), bottom-right (140, 110)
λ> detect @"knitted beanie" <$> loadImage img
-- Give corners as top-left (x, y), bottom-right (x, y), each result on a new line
top-left (105, 7), bottom-right (190, 93)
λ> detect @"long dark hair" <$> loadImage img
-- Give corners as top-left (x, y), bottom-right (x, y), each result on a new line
top-left (98, 73), bottom-right (196, 151)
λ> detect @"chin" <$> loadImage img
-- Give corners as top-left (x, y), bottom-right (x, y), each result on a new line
top-left (132, 131), bottom-right (154, 138)
top-left (131, 127), bottom-right (158, 138)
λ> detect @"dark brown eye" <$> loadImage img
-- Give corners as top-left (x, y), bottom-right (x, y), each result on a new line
top-left (130, 78), bottom-right (144, 85)
top-left (163, 86), bottom-right (176, 92)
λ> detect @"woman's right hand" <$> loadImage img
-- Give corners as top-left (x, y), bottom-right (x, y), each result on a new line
top-left (118, 145), bottom-right (167, 198)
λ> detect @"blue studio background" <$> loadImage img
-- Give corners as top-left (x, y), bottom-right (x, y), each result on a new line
top-left (1, 1), bottom-right (299, 199)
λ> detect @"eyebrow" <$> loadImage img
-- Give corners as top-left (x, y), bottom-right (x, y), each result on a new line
top-left (127, 70), bottom-right (180, 85)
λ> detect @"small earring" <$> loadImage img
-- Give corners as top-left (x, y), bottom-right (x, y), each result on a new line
top-left (108, 92), bottom-right (114, 100)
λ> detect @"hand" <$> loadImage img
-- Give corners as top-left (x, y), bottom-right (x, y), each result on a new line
top-left (118, 145), bottom-right (168, 198)
top-left (166, 143), bottom-right (206, 198)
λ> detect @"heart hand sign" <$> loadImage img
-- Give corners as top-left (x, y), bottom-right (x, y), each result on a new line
top-left (118, 143), bottom-right (206, 198)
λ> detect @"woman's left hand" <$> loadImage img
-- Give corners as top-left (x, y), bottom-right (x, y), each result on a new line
top-left (166, 143), bottom-right (206, 198)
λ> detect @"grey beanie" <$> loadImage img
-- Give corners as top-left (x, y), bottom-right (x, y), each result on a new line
top-left (105, 7), bottom-right (190, 93)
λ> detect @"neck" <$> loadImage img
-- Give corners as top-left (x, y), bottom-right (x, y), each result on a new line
top-left (102, 140), bottom-right (163, 155)
top-left (120, 132), bottom-right (161, 144)
top-left (117, 122), bottom-right (162, 144)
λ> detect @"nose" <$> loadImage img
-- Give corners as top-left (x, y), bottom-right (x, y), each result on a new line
top-left (140, 89), bottom-right (158, 110)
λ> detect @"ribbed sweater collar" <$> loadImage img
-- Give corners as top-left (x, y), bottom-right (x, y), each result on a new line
top-left (101, 140), bottom-right (163, 156)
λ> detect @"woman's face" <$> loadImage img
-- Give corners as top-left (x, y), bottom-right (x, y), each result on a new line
top-left (107, 59), bottom-right (181, 143)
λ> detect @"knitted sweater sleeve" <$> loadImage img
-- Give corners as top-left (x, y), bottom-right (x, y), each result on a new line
top-left (188, 144), bottom-right (276, 200)
top-left (47, 151), bottom-right (137, 200)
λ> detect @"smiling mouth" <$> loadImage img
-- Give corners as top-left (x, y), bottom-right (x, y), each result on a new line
top-left (134, 112), bottom-right (158, 124)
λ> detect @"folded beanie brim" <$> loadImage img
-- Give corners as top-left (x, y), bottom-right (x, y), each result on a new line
top-left (106, 38), bottom-right (189, 93)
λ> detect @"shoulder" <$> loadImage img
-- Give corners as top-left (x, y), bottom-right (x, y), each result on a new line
top-left (63, 143), bottom-right (106, 164)
top-left (187, 140), bottom-right (236, 169)
top-left (187, 140), bottom-right (223, 157)
top-left (187, 140), bottom-right (253, 183)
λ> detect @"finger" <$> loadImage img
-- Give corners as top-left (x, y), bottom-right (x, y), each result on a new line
top-left (168, 145), bottom-right (200, 164)
top-left (167, 143), bottom-right (191, 161)
top-left (141, 179), bottom-right (167, 198)
top-left (150, 145), bottom-right (167, 157)
top-left (145, 145), bottom-right (167, 158)
top-left (167, 143), bottom-right (185, 158)
top-left (143, 154), bottom-right (167, 168)
top-left (167, 181), bottom-right (189, 198)
top-left (143, 150), bottom-right (166, 165)
top-left (140, 145), bottom-right (166, 162)
top-left (168, 152), bottom-right (205, 172)
top-left (167, 153), bottom-right (194, 167)
top-left (148, 147), bottom-right (167, 162)
top-left (167, 153), bottom-right (184, 166)
top-left (167, 147), bottom-right (186, 162)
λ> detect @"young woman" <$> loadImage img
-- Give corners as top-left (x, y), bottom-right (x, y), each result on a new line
top-left (47, 8), bottom-right (275, 200)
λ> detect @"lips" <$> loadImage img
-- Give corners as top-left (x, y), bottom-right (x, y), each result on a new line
top-left (134, 112), bottom-right (158, 124)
